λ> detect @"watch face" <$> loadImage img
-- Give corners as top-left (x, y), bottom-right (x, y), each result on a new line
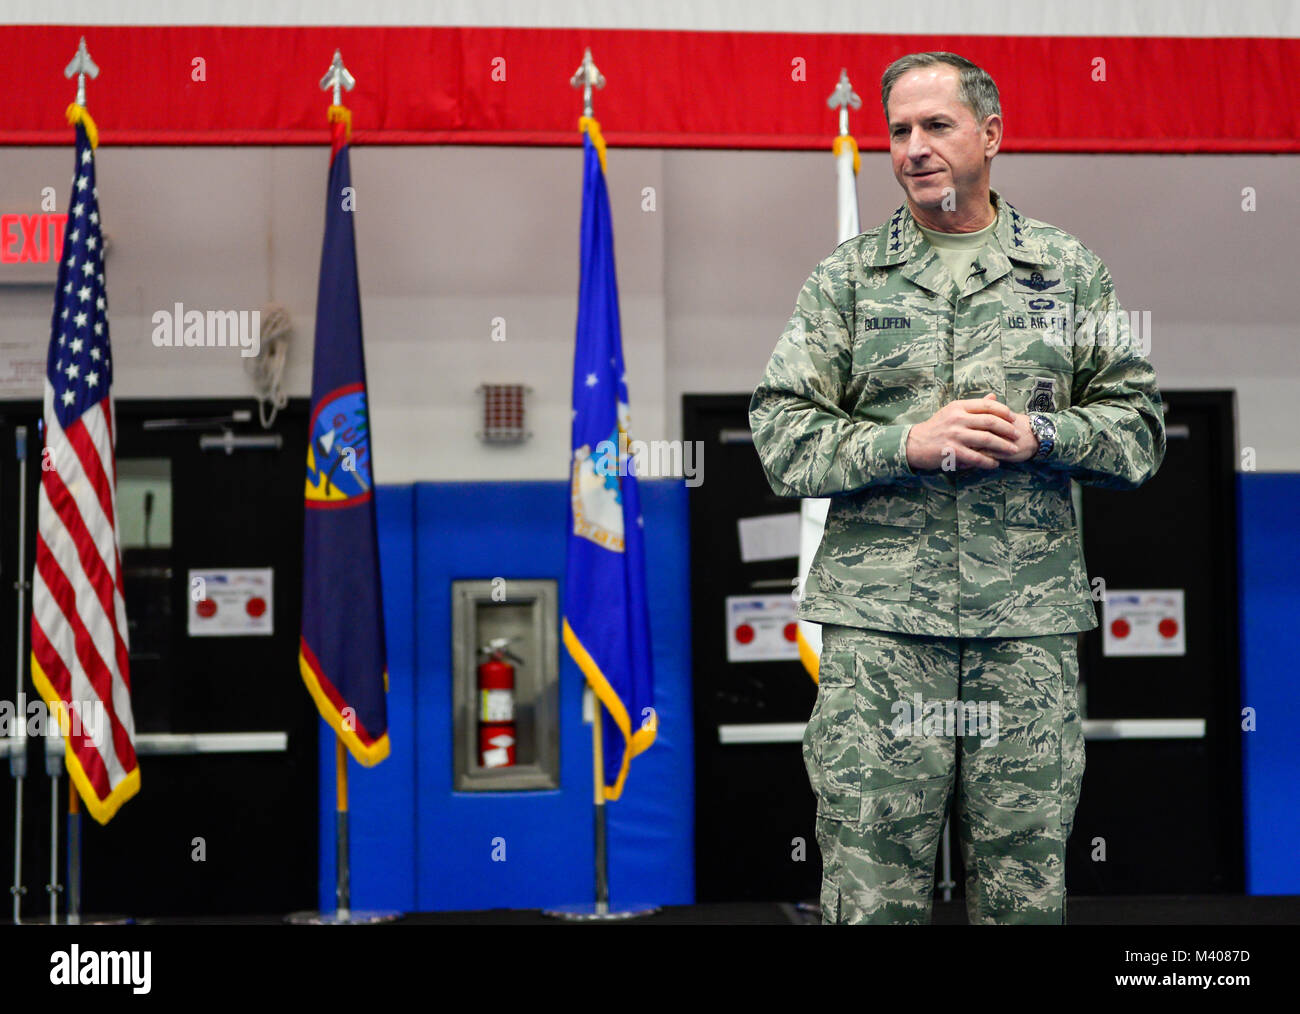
top-left (1031, 415), bottom-right (1054, 457)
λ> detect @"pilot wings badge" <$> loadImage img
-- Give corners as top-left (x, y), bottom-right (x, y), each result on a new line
top-left (1016, 270), bottom-right (1061, 292)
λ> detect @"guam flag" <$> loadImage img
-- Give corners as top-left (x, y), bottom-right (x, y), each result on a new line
top-left (562, 117), bottom-right (656, 800)
top-left (299, 107), bottom-right (389, 765)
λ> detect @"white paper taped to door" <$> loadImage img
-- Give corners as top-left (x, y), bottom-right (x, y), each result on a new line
top-left (1102, 589), bottom-right (1185, 656)
top-left (725, 594), bottom-right (799, 663)
top-left (737, 513), bottom-right (799, 562)
top-left (188, 568), bottom-right (274, 637)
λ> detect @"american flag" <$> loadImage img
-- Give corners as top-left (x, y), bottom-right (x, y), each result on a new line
top-left (30, 114), bottom-right (139, 824)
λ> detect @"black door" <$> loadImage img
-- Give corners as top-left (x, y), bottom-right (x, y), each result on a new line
top-left (1069, 389), bottom-right (1244, 894)
top-left (0, 397), bottom-right (319, 919)
top-left (685, 395), bottom-right (819, 903)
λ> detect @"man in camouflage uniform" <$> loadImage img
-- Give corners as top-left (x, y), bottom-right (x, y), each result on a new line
top-left (749, 52), bottom-right (1165, 924)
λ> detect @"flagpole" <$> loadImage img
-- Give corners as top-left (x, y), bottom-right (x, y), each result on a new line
top-left (285, 50), bottom-right (396, 926)
top-left (574, 47), bottom-right (615, 921)
top-left (543, 51), bottom-right (660, 922)
top-left (792, 72), bottom-right (867, 919)
top-left (798, 72), bottom-right (864, 684)
top-left (45, 738), bottom-right (62, 923)
top-left (9, 426), bottom-right (30, 924)
top-left (335, 736), bottom-right (350, 921)
top-left (32, 34), bottom-right (131, 930)
top-left (66, 781), bottom-right (80, 925)
top-left (590, 689), bottom-right (609, 915)
top-left (546, 684), bottom-right (657, 920)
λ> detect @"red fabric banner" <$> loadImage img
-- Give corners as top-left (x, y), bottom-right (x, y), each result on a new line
top-left (5, 25), bottom-right (1298, 151)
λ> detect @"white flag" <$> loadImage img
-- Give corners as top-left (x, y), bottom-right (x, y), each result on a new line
top-left (795, 134), bottom-right (860, 681)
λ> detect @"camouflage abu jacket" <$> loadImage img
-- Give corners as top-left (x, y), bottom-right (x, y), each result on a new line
top-left (749, 189), bottom-right (1166, 638)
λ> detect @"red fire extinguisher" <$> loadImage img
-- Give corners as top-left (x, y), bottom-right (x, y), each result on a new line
top-left (477, 638), bottom-right (521, 768)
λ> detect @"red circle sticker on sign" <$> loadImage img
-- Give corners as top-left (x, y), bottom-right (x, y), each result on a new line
top-left (246, 597), bottom-right (267, 618)
top-left (1158, 617), bottom-right (1179, 638)
top-left (783, 622), bottom-right (797, 642)
top-left (196, 599), bottom-right (217, 618)
top-left (1110, 618), bottom-right (1130, 638)
top-left (735, 623), bottom-right (755, 645)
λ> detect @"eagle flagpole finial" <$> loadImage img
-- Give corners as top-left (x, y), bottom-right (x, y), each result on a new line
top-left (570, 47), bottom-right (605, 120)
top-left (64, 36), bottom-right (100, 108)
top-left (320, 49), bottom-right (356, 106)
top-left (827, 68), bottom-right (861, 137)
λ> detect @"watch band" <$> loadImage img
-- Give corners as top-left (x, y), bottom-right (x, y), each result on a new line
top-left (1029, 413), bottom-right (1056, 461)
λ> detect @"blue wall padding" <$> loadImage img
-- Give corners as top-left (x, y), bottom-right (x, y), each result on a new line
top-left (321, 479), bottom-right (693, 912)
top-left (1237, 473), bottom-right (1300, 895)
top-left (317, 485), bottom-right (418, 912)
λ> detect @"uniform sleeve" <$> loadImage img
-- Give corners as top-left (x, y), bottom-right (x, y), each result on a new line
top-left (748, 260), bottom-right (916, 498)
top-left (1037, 259), bottom-right (1166, 489)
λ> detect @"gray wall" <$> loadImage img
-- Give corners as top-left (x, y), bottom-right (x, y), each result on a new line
top-left (1, 145), bottom-right (1295, 480)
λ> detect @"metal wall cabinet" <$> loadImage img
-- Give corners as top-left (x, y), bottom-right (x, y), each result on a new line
top-left (451, 579), bottom-right (560, 791)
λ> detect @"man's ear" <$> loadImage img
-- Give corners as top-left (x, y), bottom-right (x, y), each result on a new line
top-left (983, 114), bottom-right (1003, 159)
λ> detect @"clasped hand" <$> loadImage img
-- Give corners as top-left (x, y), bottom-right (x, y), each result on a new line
top-left (905, 393), bottom-right (1038, 471)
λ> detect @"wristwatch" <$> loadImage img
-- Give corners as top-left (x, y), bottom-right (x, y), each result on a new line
top-left (1028, 413), bottom-right (1056, 461)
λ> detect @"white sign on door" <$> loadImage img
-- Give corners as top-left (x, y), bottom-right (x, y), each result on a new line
top-left (725, 594), bottom-right (800, 663)
top-left (1102, 588), bottom-right (1186, 656)
top-left (188, 568), bottom-right (274, 637)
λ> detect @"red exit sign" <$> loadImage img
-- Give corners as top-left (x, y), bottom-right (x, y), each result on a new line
top-left (1, 213), bottom-right (68, 265)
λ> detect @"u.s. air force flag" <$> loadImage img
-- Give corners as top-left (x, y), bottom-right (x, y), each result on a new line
top-left (562, 116), bottom-right (656, 800)
top-left (299, 105), bottom-right (389, 765)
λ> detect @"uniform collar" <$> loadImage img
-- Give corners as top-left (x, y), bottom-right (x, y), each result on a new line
top-left (865, 188), bottom-right (1049, 269)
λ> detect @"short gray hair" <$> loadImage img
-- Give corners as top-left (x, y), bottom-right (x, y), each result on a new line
top-left (880, 52), bottom-right (1001, 125)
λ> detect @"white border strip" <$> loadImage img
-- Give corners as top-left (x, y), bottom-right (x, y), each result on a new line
top-left (718, 722), bottom-right (807, 744)
top-left (717, 717), bottom-right (1207, 744)
top-left (133, 732), bottom-right (288, 754)
top-left (28, 731), bottom-right (289, 755)
top-left (3, 1), bottom-right (1297, 37)
top-left (2, 731), bottom-right (286, 760)
top-left (1082, 718), bottom-right (1206, 740)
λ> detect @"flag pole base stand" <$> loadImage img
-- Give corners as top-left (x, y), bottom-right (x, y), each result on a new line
top-left (285, 909), bottom-right (401, 925)
top-left (541, 902), bottom-right (660, 922)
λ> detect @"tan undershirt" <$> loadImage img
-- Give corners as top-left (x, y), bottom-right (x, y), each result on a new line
top-left (916, 211), bottom-right (997, 291)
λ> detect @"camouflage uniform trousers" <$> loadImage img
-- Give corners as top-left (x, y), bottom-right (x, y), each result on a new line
top-left (804, 623), bottom-right (1085, 924)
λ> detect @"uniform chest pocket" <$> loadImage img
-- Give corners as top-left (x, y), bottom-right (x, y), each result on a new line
top-left (1004, 484), bottom-right (1090, 606)
top-left (1004, 483), bottom-right (1075, 531)
top-left (1003, 366), bottom-right (1071, 415)
top-left (1000, 289), bottom-right (1075, 375)
top-left (851, 326), bottom-right (942, 424)
top-left (852, 325), bottom-right (942, 374)
top-left (814, 490), bottom-right (925, 600)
